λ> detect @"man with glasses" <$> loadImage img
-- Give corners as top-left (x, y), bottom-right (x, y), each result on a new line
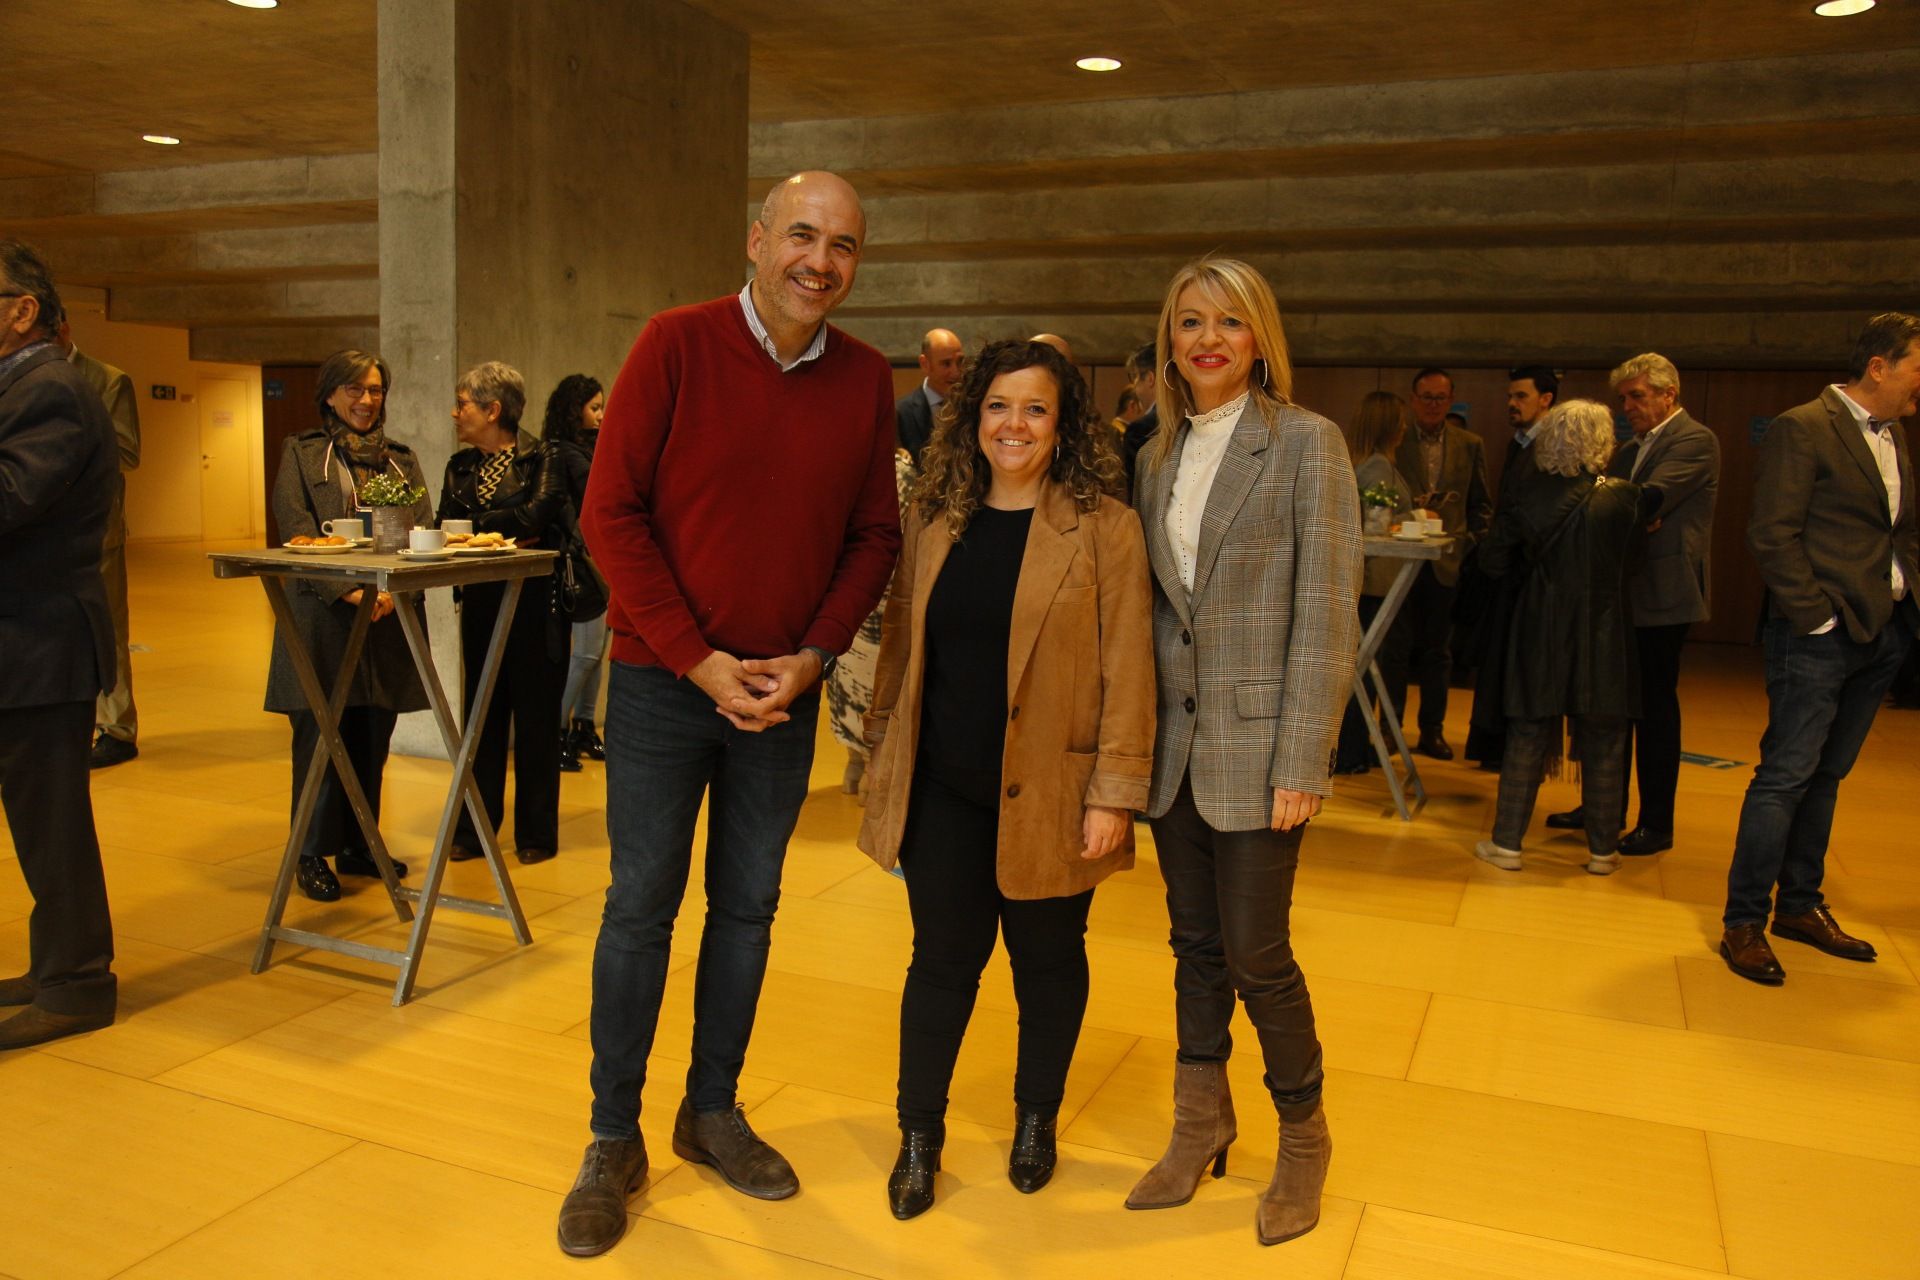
top-left (1389, 367), bottom-right (1491, 759)
top-left (0, 240), bottom-right (120, 1050)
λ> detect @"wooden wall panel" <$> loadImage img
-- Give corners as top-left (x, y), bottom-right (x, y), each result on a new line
top-left (260, 364), bottom-right (319, 547)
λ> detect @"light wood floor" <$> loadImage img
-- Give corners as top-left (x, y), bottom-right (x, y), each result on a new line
top-left (3, 541), bottom-right (1918, 1280)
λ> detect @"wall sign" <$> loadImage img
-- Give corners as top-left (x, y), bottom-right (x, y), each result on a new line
top-left (151, 385), bottom-right (176, 400)
top-left (265, 379), bottom-right (285, 400)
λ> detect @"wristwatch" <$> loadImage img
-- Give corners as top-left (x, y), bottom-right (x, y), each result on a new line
top-left (802, 645), bottom-right (837, 681)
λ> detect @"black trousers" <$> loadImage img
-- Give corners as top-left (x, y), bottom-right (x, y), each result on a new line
top-left (1384, 565), bottom-right (1454, 735)
top-left (896, 771), bottom-right (1094, 1129)
top-left (287, 705), bottom-right (398, 862)
top-left (1629, 623), bottom-right (1690, 835)
top-left (1150, 779), bottom-right (1321, 1119)
top-left (456, 581), bottom-right (569, 853)
top-left (1334, 595), bottom-right (1385, 769)
top-left (0, 700), bottom-right (115, 1016)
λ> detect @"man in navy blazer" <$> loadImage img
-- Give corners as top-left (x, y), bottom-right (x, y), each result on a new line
top-left (0, 240), bottom-right (119, 1049)
top-left (893, 327), bottom-right (963, 464)
top-left (1720, 312), bottom-right (1920, 986)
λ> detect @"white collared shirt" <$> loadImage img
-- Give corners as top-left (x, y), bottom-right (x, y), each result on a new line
top-left (1628, 407), bottom-right (1682, 480)
top-left (920, 380), bottom-right (945, 411)
top-left (1835, 386), bottom-right (1906, 601)
top-left (1165, 393), bottom-right (1248, 593)
top-left (737, 283), bottom-right (828, 372)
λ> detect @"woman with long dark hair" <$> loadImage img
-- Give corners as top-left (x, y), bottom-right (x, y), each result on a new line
top-left (858, 339), bottom-right (1154, 1219)
top-left (264, 349), bottom-right (434, 901)
top-left (1128, 258), bottom-right (1361, 1245)
top-left (544, 374), bottom-right (608, 771)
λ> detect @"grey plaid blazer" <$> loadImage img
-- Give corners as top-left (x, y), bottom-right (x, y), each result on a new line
top-left (1136, 397), bottom-right (1363, 829)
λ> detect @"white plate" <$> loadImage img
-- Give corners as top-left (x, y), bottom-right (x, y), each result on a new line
top-left (450, 542), bottom-right (517, 556)
top-left (353, 537), bottom-right (374, 547)
top-left (396, 547), bottom-right (455, 560)
top-left (283, 542), bottom-right (355, 554)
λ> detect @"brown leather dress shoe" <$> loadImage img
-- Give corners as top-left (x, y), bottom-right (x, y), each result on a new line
top-left (0, 1005), bottom-right (114, 1050)
top-left (1720, 922), bottom-right (1785, 985)
top-left (671, 1099), bottom-right (798, 1200)
top-left (1771, 906), bottom-right (1877, 962)
top-left (0, 974), bottom-right (33, 1007)
top-left (556, 1137), bottom-right (649, 1257)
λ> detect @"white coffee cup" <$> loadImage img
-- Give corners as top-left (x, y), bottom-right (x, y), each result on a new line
top-left (409, 527), bottom-right (447, 552)
top-left (441, 519), bottom-right (474, 538)
top-left (323, 517), bottom-right (364, 540)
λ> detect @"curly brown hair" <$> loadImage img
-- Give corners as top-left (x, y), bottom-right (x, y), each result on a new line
top-left (912, 339), bottom-right (1124, 539)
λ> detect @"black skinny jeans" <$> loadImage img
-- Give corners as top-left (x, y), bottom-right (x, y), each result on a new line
top-left (1150, 778), bottom-right (1322, 1120)
top-left (455, 579), bottom-right (568, 854)
top-left (896, 770), bottom-right (1094, 1130)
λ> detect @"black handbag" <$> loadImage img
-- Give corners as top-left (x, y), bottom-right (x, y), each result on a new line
top-left (551, 504), bottom-right (609, 623)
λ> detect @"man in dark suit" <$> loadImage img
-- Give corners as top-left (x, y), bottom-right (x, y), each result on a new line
top-left (1121, 341), bottom-right (1160, 495)
top-left (1719, 312), bottom-right (1920, 985)
top-left (0, 240), bottom-right (119, 1049)
top-left (893, 326), bottom-right (963, 464)
top-left (1607, 354), bottom-right (1719, 855)
top-left (1390, 367), bottom-right (1492, 759)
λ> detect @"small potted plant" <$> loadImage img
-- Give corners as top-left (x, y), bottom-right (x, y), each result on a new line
top-left (358, 472), bottom-right (428, 553)
top-left (1360, 482), bottom-right (1400, 535)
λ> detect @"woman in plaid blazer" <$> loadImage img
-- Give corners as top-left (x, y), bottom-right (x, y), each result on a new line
top-left (1126, 258), bottom-right (1363, 1246)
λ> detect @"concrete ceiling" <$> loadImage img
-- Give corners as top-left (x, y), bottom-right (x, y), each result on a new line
top-left (3, 0), bottom-right (1916, 366)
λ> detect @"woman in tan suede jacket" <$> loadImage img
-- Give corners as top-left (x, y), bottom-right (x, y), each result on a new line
top-left (856, 339), bottom-right (1155, 1221)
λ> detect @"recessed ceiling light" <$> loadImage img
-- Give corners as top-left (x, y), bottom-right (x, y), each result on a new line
top-left (1075, 56), bottom-right (1123, 72)
top-left (142, 135), bottom-right (182, 146)
top-left (227, 0), bottom-right (280, 8)
top-left (1812, 0), bottom-right (1874, 14)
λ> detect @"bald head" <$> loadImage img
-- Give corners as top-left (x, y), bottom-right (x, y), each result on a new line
top-left (747, 170), bottom-right (867, 352)
top-left (1030, 333), bottom-right (1074, 362)
top-left (919, 328), bottom-right (965, 398)
top-left (758, 170), bottom-right (866, 244)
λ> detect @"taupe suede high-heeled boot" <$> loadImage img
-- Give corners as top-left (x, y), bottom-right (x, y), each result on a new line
top-left (1125, 1061), bottom-right (1236, 1209)
top-left (1255, 1103), bottom-right (1330, 1245)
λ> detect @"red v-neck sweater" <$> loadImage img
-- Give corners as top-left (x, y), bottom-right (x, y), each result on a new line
top-left (581, 295), bottom-right (903, 675)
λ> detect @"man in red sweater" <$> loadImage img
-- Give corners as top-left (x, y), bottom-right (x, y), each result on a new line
top-left (560, 171), bottom-right (902, 1258)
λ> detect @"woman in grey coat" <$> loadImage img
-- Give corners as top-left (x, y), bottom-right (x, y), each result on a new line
top-left (265, 349), bottom-right (434, 902)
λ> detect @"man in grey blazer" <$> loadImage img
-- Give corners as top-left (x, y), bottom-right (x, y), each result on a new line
top-left (893, 327), bottom-right (963, 464)
top-left (1720, 312), bottom-right (1920, 985)
top-left (1605, 354), bottom-right (1718, 855)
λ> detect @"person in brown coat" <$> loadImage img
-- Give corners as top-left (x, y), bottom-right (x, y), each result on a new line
top-left (857, 339), bottom-right (1155, 1220)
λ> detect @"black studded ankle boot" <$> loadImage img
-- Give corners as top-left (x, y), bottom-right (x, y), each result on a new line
top-left (887, 1125), bottom-right (943, 1220)
top-left (1008, 1106), bottom-right (1057, 1193)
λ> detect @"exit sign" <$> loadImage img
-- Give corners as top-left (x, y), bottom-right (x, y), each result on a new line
top-left (150, 385), bottom-right (176, 400)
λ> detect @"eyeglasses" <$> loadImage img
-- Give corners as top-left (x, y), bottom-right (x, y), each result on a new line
top-left (341, 384), bottom-right (386, 401)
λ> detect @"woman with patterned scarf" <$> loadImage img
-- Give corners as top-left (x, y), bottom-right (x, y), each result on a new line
top-left (439, 360), bottom-right (570, 865)
top-left (264, 349), bottom-right (435, 902)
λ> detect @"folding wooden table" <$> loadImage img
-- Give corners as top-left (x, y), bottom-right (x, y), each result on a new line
top-left (1348, 533), bottom-right (1454, 821)
top-left (209, 546), bottom-right (556, 1004)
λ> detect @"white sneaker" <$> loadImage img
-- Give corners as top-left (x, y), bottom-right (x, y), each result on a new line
top-left (1474, 839), bottom-right (1523, 871)
top-left (1585, 852), bottom-right (1621, 876)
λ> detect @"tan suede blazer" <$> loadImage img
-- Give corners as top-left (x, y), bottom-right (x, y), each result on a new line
top-left (856, 482), bottom-right (1156, 900)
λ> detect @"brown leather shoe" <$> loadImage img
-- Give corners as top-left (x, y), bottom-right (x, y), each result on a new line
top-left (556, 1137), bottom-right (649, 1257)
top-left (1415, 730), bottom-right (1454, 761)
top-left (0, 974), bottom-right (32, 1007)
top-left (1771, 906), bottom-right (1877, 962)
top-left (0, 1005), bottom-right (114, 1051)
top-left (671, 1099), bottom-right (798, 1200)
top-left (1719, 922), bottom-right (1785, 985)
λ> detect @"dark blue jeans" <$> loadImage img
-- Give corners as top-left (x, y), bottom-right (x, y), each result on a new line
top-left (1724, 613), bottom-right (1914, 927)
top-left (588, 661), bottom-right (819, 1140)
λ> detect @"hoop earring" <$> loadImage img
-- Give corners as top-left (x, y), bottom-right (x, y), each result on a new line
top-left (1254, 357), bottom-right (1271, 391)
top-left (1164, 358), bottom-right (1178, 382)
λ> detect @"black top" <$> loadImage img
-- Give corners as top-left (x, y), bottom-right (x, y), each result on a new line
top-left (917, 505), bottom-right (1034, 808)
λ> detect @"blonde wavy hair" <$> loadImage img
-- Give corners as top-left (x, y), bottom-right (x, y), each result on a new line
top-left (1148, 256), bottom-right (1295, 471)
top-left (912, 338), bottom-right (1124, 539)
top-left (1531, 399), bottom-right (1618, 478)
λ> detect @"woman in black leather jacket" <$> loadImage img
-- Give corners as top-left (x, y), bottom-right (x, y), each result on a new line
top-left (439, 360), bottom-right (569, 864)
top-left (544, 374), bottom-right (607, 771)
top-left (1472, 399), bottom-right (1649, 877)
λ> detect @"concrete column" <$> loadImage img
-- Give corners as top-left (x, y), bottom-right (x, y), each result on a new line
top-left (377, 0), bottom-right (747, 755)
